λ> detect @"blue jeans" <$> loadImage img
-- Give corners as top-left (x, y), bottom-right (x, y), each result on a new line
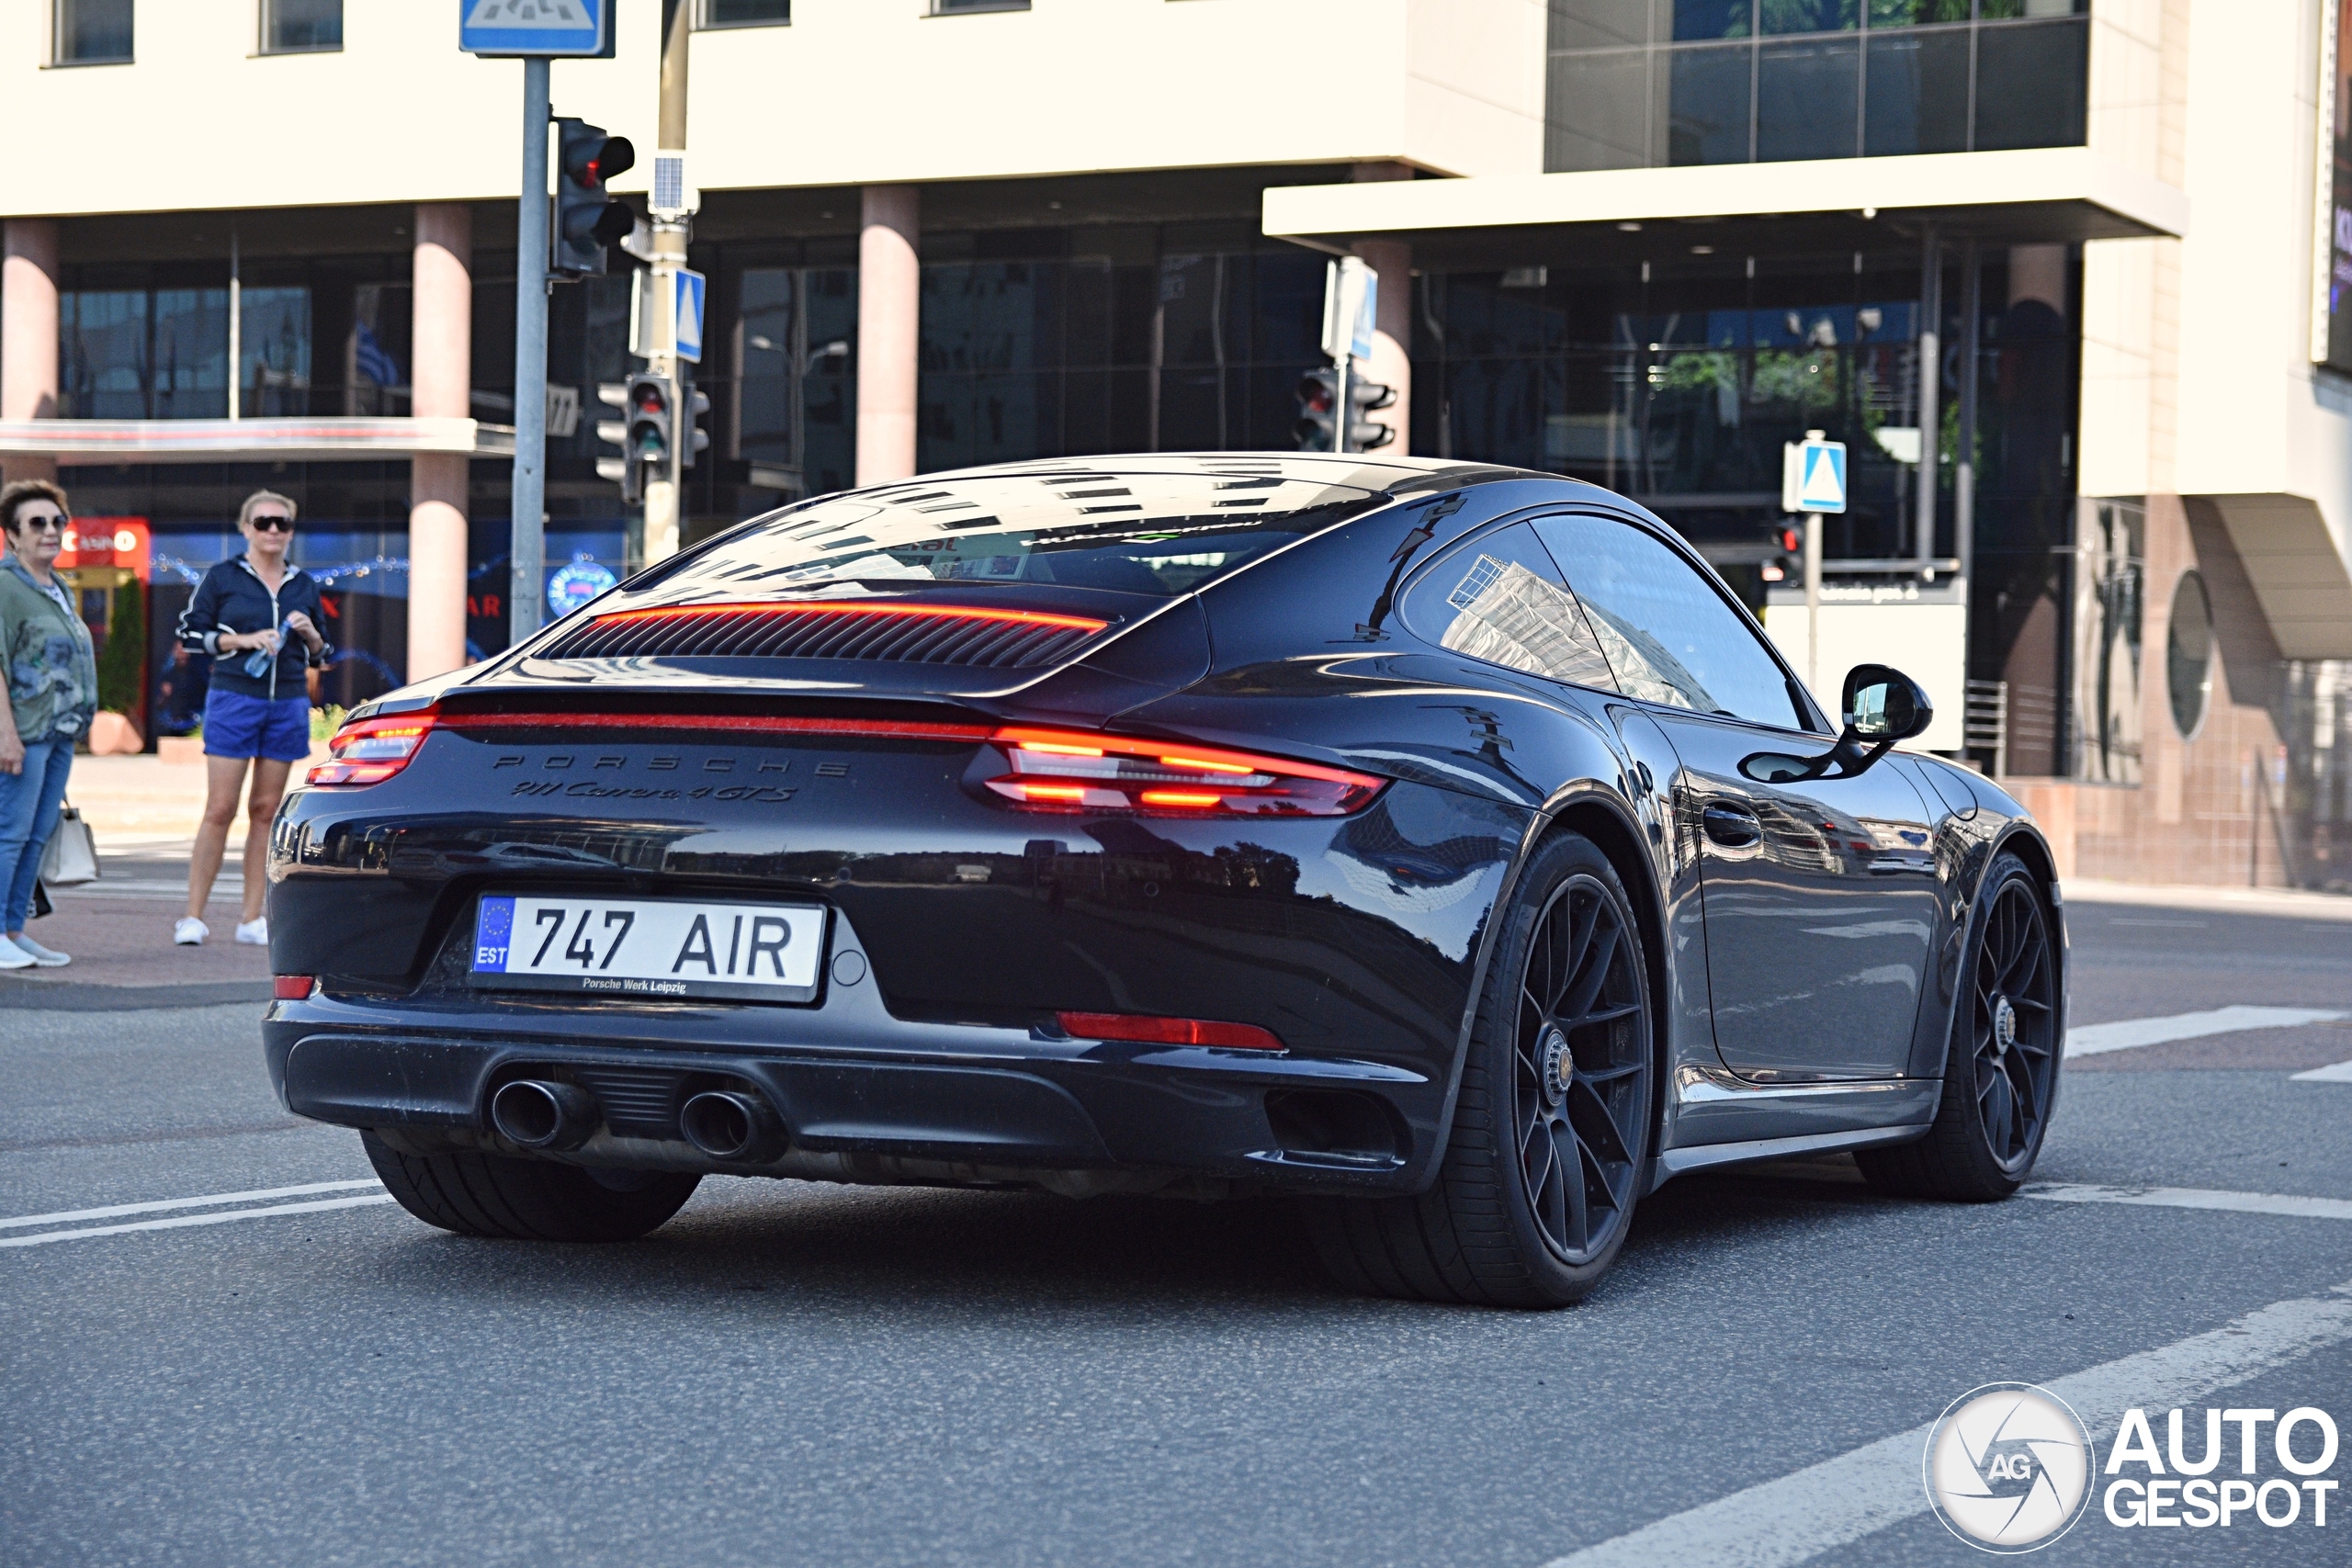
top-left (0, 736), bottom-right (74, 931)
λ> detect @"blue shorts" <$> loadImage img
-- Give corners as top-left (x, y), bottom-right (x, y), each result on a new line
top-left (203, 690), bottom-right (313, 762)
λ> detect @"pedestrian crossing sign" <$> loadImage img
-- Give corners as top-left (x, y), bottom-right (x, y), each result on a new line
top-left (1781, 435), bottom-right (1848, 514)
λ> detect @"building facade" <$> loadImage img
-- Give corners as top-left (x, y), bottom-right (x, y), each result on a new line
top-left (2, 0), bottom-right (2346, 887)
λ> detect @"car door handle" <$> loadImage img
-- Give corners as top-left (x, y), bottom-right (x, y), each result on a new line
top-left (1702, 802), bottom-right (1762, 848)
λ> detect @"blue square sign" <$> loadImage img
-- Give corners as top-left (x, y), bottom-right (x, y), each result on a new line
top-left (674, 269), bottom-right (707, 364)
top-left (459, 0), bottom-right (611, 58)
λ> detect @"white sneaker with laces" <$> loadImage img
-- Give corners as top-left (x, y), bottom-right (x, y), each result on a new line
top-left (0, 935), bottom-right (34, 970)
top-left (8, 934), bottom-right (69, 967)
top-left (174, 917), bottom-right (209, 946)
top-left (235, 917), bottom-right (269, 945)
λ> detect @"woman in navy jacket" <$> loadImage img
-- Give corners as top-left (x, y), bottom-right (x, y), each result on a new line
top-left (172, 489), bottom-right (330, 947)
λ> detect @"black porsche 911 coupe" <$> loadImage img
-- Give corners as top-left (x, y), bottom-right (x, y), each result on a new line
top-left (265, 453), bottom-right (2064, 1306)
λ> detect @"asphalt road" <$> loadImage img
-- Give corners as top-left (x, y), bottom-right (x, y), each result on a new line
top-left (5, 889), bottom-right (2348, 1567)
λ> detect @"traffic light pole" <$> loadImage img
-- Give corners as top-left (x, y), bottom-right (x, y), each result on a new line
top-left (509, 56), bottom-right (551, 647)
top-left (639, 0), bottom-right (693, 569)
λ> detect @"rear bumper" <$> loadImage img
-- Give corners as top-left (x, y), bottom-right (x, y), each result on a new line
top-left (265, 914), bottom-right (1439, 1196)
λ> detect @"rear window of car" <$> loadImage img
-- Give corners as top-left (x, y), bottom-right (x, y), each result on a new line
top-left (673, 463), bottom-right (1384, 598)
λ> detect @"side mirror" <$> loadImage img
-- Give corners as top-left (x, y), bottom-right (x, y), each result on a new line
top-left (1741, 665), bottom-right (1932, 784)
top-left (1841, 664), bottom-right (1934, 742)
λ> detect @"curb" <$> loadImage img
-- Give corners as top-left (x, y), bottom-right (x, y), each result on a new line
top-left (0, 977), bottom-right (273, 1011)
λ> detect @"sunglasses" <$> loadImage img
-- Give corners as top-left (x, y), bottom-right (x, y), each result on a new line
top-left (248, 514), bottom-right (295, 532)
top-left (17, 514), bottom-right (69, 534)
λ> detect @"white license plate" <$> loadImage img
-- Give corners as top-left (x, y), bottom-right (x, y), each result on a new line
top-left (468, 895), bottom-right (827, 1004)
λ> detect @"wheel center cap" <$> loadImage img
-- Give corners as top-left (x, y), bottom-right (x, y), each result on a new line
top-left (1538, 1025), bottom-right (1573, 1105)
top-left (1991, 995), bottom-right (2018, 1057)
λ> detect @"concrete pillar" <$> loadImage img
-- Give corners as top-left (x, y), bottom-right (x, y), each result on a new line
top-left (1351, 163), bottom-right (1412, 457)
top-left (408, 203), bottom-right (472, 681)
top-left (2007, 244), bottom-right (2067, 312)
top-left (2, 220), bottom-right (61, 486)
top-left (856, 185), bottom-right (921, 485)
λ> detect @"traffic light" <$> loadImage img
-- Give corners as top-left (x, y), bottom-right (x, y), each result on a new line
top-left (1345, 376), bottom-right (1396, 453)
top-left (625, 371), bottom-right (674, 481)
top-left (1294, 367), bottom-right (1339, 452)
top-left (594, 382), bottom-right (639, 505)
top-left (677, 370), bottom-right (713, 471)
top-left (553, 118), bottom-right (636, 276)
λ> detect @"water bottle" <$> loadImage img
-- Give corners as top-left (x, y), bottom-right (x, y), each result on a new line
top-left (243, 618), bottom-right (293, 679)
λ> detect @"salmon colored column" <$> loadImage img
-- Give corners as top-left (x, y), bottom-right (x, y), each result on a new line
top-left (408, 203), bottom-right (472, 681)
top-left (2, 220), bottom-right (61, 485)
top-left (1352, 163), bottom-right (1412, 457)
top-left (856, 185), bottom-right (921, 485)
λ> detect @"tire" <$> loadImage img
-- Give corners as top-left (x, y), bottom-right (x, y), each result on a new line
top-left (362, 1131), bottom-right (701, 1242)
top-left (1302, 830), bottom-right (1656, 1308)
top-left (1856, 852), bottom-right (2061, 1201)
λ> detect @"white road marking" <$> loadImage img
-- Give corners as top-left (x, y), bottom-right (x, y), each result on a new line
top-left (1539, 1277), bottom-right (2352, 1568)
top-left (0, 1194), bottom-right (395, 1248)
top-left (2292, 1059), bottom-right (2352, 1083)
top-left (2064, 1004), bottom-right (2346, 1058)
top-left (2019, 1182), bottom-right (2352, 1221)
top-left (0, 1179), bottom-right (383, 1231)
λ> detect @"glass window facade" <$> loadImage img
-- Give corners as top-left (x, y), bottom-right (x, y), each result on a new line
top-left (57, 258), bottom-right (415, 422)
top-left (698, 0), bottom-right (789, 26)
top-left (1545, 0), bottom-right (2088, 168)
top-left (52, 0), bottom-right (132, 64)
top-left (262, 0), bottom-right (341, 53)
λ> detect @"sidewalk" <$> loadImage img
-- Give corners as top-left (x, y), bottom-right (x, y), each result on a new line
top-left (3, 849), bottom-right (272, 1010)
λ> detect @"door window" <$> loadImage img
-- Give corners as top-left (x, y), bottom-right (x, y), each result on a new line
top-left (1403, 523), bottom-right (1618, 691)
top-left (1531, 513), bottom-right (1804, 728)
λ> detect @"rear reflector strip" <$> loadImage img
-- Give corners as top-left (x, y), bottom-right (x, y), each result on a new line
top-left (1057, 1011), bottom-right (1285, 1052)
top-left (273, 976), bottom-right (315, 1000)
top-left (306, 706), bottom-right (1387, 819)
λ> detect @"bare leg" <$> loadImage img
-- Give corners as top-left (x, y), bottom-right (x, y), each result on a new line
top-left (187, 756), bottom-right (252, 920)
top-left (241, 759), bottom-right (293, 923)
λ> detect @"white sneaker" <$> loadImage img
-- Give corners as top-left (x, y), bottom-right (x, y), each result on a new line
top-left (235, 917), bottom-right (269, 945)
top-left (0, 935), bottom-right (33, 970)
top-left (174, 917), bottom-right (209, 946)
top-left (8, 934), bottom-right (69, 967)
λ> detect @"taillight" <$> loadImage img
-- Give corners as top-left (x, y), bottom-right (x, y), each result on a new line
top-left (1057, 1011), bottom-right (1284, 1052)
top-left (305, 710), bottom-right (436, 787)
top-left (981, 727), bottom-right (1384, 818)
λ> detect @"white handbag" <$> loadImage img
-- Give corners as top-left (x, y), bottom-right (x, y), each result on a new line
top-left (39, 800), bottom-right (99, 886)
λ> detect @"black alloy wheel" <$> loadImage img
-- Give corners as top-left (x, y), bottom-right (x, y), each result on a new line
top-left (1857, 852), bottom-right (2062, 1201)
top-left (1969, 874), bottom-right (2059, 1168)
top-left (1511, 872), bottom-right (1649, 1265)
top-left (1303, 831), bottom-right (1656, 1306)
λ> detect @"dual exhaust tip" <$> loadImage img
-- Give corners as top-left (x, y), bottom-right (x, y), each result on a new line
top-left (489, 1079), bottom-right (785, 1163)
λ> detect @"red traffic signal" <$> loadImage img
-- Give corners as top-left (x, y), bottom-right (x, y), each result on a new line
top-left (554, 118), bottom-right (637, 276)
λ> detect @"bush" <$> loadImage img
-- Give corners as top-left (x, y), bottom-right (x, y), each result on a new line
top-left (96, 574), bottom-right (146, 718)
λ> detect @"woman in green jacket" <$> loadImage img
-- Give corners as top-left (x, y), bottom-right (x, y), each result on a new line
top-left (0, 479), bottom-right (97, 969)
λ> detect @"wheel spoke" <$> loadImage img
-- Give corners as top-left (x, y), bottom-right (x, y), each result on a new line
top-left (1578, 1059), bottom-right (1645, 1083)
top-left (1567, 1077), bottom-right (1636, 1167)
top-left (1559, 1123), bottom-right (1589, 1252)
top-left (1568, 1001), bottom-right (1644, 1032)
top-left (1562, 919), bottom-right (1622, 1022)
top-left (1985, 1070), bottom-right (2016, 1157)
top-left (2009, 994), bottom-right (2052, 1014)
top-left (2007, 1051), bottom-right (2039, 1134)
top-left (1552, 897), bottom-right (1593, 1014)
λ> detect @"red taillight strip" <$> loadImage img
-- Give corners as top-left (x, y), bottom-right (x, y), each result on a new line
top-left (995, 727), bottom-right (1376, 787)
top-left (435, 712), bottom-right (996, 741)
top-left (1057, 1010), bottom-right (1285, 1052)
top-left (587, 601), bottom-right (1110, 634)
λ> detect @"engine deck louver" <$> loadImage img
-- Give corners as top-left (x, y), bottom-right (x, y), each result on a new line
top-left (539, 600), bottom-right (1110, 669)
